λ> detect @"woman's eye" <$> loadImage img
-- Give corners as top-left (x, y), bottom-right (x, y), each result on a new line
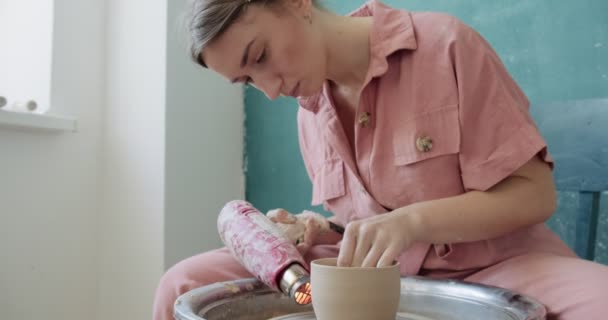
top-left (256, 49), bottom-right (266, 64)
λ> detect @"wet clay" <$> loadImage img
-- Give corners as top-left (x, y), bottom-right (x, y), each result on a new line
top-left (266, 312), bottom-right (426, 319)
top-left (310, 258), bottom-right (400, 320)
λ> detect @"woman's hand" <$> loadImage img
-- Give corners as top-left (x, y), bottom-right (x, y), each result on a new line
top-left (267, 209), bottom-right (341, 255)
top-left (337, 209), bottom-right (419, 268)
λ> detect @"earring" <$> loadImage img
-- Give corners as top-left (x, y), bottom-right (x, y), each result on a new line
top-left (304, 14), bottom-right (312, 24)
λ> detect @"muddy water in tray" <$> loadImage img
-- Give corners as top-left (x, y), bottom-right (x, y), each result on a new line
top-left (174, 277), bottom-right (547, 320)
top-left (268, 312), bottom-right (433, 319)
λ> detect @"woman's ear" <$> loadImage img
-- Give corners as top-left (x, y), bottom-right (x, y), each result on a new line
top-left (285, 0), bottom-right (312, 17)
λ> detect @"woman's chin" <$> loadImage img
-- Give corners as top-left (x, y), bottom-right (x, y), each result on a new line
top-left (299, 80), bottom-right (324, 98)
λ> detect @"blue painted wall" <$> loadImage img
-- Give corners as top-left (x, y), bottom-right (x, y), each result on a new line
top-left (243, 1), bottom-right (608, 261)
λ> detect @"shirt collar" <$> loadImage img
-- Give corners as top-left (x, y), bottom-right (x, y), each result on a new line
top-left (298, 0), bottom-right (418, 113)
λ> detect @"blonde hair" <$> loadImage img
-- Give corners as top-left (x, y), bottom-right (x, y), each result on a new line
top-left (184, 0), bottom-right (322, 67)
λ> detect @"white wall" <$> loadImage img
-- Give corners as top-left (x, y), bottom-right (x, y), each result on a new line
top-left (0, 0), bottom-right (105, 319)
top-left (0, 0), bottom-right (53, 112)
top-left (0, 0), bottom-right (244, 319)
top-left (165, 0), bottom-right (245, 269)
top-left (98, 0), bottom-right (167, 319)
top-left (100, 0), bottom-right (244, 319)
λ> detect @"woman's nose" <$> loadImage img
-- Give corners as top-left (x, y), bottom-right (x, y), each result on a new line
top-left (253, 73), bottom-right (281, 100)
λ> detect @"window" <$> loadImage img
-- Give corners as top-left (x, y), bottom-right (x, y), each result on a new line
top-left (0, 0), bottom-right (54, 114)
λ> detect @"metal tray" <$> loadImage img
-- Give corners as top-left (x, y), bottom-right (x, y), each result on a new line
top-left (174, 277), bottom-right (546, 320)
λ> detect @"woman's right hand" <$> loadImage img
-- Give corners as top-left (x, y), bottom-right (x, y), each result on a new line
top-left (267, 209), bottom-right (342, 256)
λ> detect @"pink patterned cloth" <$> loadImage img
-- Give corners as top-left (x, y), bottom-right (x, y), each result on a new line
top-left (217, 200), bottom-right (307, 291)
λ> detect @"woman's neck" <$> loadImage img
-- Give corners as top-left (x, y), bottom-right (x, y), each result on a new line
top-left (315, 9), bottom-right (373, 91)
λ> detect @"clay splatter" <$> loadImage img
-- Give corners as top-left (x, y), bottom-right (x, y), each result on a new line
top-left (223, 282), bottom-right (241, 293)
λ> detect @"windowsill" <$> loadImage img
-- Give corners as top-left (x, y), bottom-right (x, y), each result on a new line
top-left (0, 109), bottom-right (77, 132)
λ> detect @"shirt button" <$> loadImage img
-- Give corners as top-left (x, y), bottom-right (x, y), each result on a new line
top-left (358, 112), bottom-right (371, 127)
top-left (416, 135), bottom-right (433, 152)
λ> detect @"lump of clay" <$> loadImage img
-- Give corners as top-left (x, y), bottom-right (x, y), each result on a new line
top-left (267, 209), bottom-right (330, 245)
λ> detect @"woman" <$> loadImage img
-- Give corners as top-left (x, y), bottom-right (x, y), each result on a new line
top-left (153, 0), bottom-right (608, 319)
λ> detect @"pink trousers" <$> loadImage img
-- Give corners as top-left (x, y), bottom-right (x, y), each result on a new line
top-left (153, 245), bottom-right (608, 320)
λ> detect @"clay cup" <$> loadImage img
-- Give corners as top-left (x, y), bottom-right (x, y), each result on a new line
top-left (310, 258), bottom-right (401, 320)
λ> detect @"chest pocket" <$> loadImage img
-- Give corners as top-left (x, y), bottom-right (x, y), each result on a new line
top-left (393, 105), bottom-right (461, 166)
top-left (376, 104), bottom-right (463, 207)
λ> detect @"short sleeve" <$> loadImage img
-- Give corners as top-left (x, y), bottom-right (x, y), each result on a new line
top-left (450, 18), bottom-right (553, 192)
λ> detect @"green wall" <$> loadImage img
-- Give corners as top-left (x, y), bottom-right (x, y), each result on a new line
top-left (243, 1), bottom-right (608, 263)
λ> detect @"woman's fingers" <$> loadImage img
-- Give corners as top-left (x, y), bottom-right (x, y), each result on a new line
top-left (351, 226), bottom-right (373, 267)
top-left (315, 226), bottom-right (344, 245)
top-left (299, 210), bottom-right (331, 232)
top-left (296, 242), bottom-right (312, 256)
top-left (267, 209), bottom-right (343, 256)
top-left (361, 244), bottom-right (384, 268)
top-left (377, 246), bottom-right (400, 267)
top-left (302, 219), bottom-right (318, 246)
top-left (338, 212), bottom-right (411, 268)
top-left (337, 223), bottom-right (357, 267)
top-left (267, 208), bottom-right (295, 224)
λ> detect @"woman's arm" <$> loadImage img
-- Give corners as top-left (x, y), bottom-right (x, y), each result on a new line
top-left (338, 155), bottom-right (556, 267)
top-left (406, 155), bottom-right (556, 245)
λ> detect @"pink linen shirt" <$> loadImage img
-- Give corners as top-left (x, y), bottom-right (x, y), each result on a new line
top-left (296, 0), bottom-right (574, 276)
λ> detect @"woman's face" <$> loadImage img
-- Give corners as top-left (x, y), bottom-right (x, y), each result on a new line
top-left (202, 1), bottom-right (327, 100)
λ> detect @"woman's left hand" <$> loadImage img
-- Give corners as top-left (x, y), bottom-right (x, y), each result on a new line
top-left (337, 208), bottom-right (419, 268)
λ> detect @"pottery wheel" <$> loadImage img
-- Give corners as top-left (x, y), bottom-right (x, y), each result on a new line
top-left (268, 311), bottom-right (434, 320)
top-left (175, 277), bottom-right (547, 320)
